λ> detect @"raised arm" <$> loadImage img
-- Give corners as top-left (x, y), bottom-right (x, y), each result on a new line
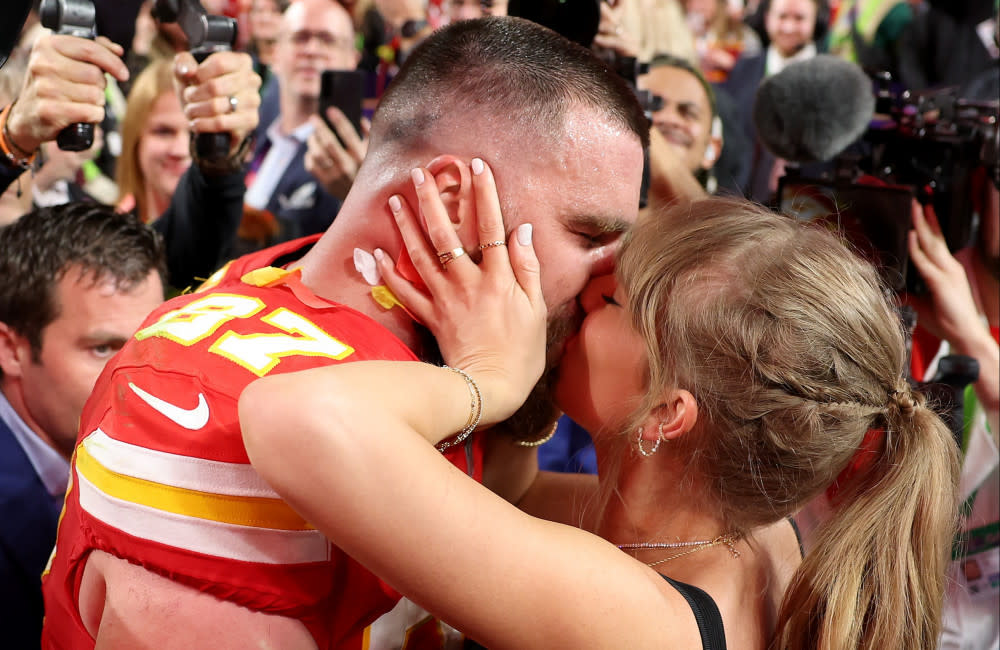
top-left (153, 50), bottom-right (261, 288)
top-left (1, 33), bottom-right (129, 194)
top-left (907, 200), bottom-right (1000, 435)
top-left (239, 161), bottom-right (689, 649)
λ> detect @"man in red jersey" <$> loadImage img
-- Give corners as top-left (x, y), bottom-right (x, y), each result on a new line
top-left (42, 15), bottom-right (649, 650)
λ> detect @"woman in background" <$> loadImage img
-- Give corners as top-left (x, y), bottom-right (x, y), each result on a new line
top-left (116, 59), bottom-right (191, 224)
top-left (241, 162), bottom-right (960, 649)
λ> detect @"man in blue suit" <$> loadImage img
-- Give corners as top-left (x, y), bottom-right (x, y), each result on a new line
top-left (243, 0), bottom-right (359, 252)
top-left (0, 203), bottom-right (166, 647)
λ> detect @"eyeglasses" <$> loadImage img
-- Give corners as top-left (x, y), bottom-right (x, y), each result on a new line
top-left (448, 0), bottom-right (507, 10)
top-left (287, 30), bottom-right (351, 50)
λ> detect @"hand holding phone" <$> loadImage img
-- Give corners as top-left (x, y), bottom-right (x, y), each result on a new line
top-left (308, 69), bottom-right (368, 200)
top-left (319, 69), bottom-right (364, 145)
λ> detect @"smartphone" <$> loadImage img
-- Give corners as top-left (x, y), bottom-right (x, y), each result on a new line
top-left (319, 69), bottom-right (364, 146)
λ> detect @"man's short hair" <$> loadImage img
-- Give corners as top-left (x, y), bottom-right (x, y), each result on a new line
top-left (0, 202), bottom-right (167, 360)
top-left (372, 16), bottom-right (649, 151)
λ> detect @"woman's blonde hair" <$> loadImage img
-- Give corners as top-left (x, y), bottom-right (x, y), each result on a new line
top-left (616, 197), bottom-right (960, 649)
top-left (116, 59), bottom-right (177, 222)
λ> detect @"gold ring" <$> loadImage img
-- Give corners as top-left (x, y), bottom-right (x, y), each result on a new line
top-left (437, 246), bottom-right (467, 267)
top-left (478, 240), bottom-right (506, 251)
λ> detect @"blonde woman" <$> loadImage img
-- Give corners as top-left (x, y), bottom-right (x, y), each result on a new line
top-left (116, 59), bottom-right (190, 223)
top-left (241, 163), bottom-right (960, 649)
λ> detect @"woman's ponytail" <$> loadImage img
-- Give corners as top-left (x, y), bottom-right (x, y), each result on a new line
top-left (774, 385), bottom-right (960, 649)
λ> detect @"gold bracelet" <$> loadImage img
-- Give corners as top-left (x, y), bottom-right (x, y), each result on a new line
top-left (436, 366), bottom-right (482, 451)
top-left (515, 420), bottom-right (559, 447)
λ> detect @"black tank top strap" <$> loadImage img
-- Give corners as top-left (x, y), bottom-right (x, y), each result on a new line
top-left (787, 515), bottom-right (806, 559)
top-left (661, 575), bottom-right (727, 650)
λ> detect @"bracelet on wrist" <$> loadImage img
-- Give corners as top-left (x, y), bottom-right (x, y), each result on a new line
top-left (437, 366), bottom-right (483, 451)
top-left (0, 103), bottom-right (38, 170)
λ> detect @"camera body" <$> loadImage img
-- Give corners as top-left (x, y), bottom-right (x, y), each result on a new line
top-left (39, 0), bottom-right (97, 151)
top-left (780, 79), bottom-right (999, 294)
top-left (39, 0), bottom-right (96, 39)
top-left (152, 0), bottom-right (238, 166)
top-left (151, 0), bottom-right (237, 59)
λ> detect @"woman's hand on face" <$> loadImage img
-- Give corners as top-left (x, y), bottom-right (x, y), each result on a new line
top-left (377, 158), bottom-right (547, 426)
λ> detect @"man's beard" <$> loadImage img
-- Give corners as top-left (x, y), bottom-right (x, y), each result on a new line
top-left (415, 305), bottom-right (580, 442)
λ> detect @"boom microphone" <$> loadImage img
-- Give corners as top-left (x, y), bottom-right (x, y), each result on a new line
top-left (753, 55), bottom-right (875, 163)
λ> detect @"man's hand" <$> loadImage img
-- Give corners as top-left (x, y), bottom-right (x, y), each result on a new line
top-left (174, 50), bottom-right (261, 156)
top-left (304, 109), bottom-right (368, 200)
top-left (7, 33), bottom-right (130, 155)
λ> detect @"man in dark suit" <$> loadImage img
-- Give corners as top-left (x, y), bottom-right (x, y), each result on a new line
top-left (0, 203), bottom-right (166, 648)
top-left (243, 0), bottom-right (359, 252)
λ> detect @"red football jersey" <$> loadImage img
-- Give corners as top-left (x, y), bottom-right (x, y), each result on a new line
top-left (42, 238), bottom-right (484, 649)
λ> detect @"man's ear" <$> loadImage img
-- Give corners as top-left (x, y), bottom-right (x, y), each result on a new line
top-left (424, 155), bottom-right (477, 249)
top-left (643, 389), bottom-right (698, 443)
top-left (0, 322), bottom-right (27, 379)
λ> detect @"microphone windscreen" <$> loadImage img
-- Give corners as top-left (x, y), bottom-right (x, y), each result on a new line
top-left (753, 55), bottom-right (876, 163)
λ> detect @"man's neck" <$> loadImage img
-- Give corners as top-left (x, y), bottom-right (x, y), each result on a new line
top-left (278, 96), bottom-right (318, 136)
top-left (293, 223), bottom-right (428, 357)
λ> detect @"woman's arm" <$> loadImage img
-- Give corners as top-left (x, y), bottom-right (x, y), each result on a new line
top-left (241, 365), bottom-right (685, 649)
top-left (907, 201), bottom-right (1000, 433)
top-left (240, 160), bottom-right (692, 649)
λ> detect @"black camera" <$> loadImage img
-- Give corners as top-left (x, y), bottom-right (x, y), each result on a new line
top-left (39, 0), bottom-right (98, 151)
top-left (779, 77), bottom-right (999, 294)
top-left (152, 0), bottom-right (237, 166)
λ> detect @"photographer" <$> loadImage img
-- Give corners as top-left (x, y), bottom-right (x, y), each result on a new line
top-left (0, 28), bottom-right (260, 290)
top-left (0, 33), bottom-right (129, 194)
top-left (129, 49), bottom-right (262, 289)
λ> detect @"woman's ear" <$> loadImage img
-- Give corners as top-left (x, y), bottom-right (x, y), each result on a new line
top-left (424, 155), bottom-right (477, 249)
top-left (646, 389), bottom-right (698, 442)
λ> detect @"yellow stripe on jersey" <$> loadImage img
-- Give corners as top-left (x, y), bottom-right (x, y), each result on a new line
top-left (75, 443), bottom-right (314, 531)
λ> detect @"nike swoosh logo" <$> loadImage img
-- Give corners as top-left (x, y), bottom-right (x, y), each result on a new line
top-left (128, 382), bottom-right (210, 430)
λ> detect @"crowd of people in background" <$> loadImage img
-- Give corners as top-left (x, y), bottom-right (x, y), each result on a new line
top-left (0, 0), bottom-right (996, 648)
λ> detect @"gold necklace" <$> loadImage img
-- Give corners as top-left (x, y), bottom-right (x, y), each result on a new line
top-left (618, 534), bottom-right (742, 568)
top-left (514, 420), bottom-right (559, 447)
